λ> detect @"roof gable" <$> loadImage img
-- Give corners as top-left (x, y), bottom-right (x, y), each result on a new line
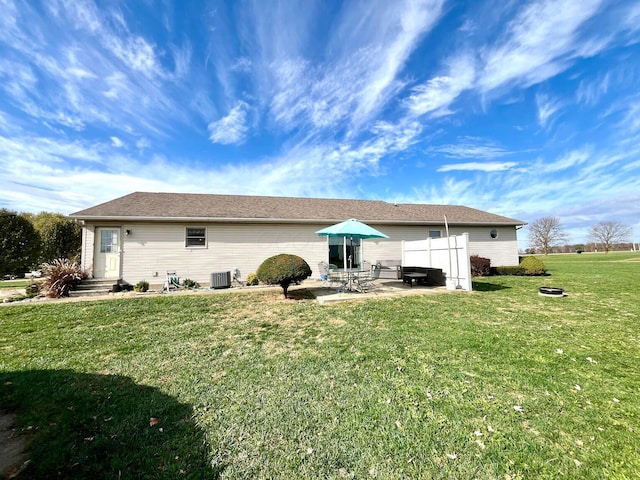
top-left (70, 192), bottom-right (526, 226)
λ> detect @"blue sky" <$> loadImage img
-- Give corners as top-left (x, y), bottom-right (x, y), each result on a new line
top-left (1, 0), bottom-right (639, 248)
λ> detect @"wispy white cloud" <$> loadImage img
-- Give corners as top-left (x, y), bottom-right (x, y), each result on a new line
top-left (576, 72), bottom-right (611, 106)
top-left (347, 0), bottom-right (445, 127)
top-left (246, 0), bottom-right (444, 136)
top-left (478, 0), bottom-right (605, 92)
top-left (0, 110), bottom-right (427, 213)
top-left (624, 2), bottom-right (640, 32)
top-left (267, 57), bottom-right (313, 130)
top-left (52, 1), bottom-right (102, 33)
top-left (368, 120), bottom-right (423, 154)
top-left (429, 137), bottom-right (512, 159)
top-left (535, 148), bottom-right (590, 173)
top-left (0, 112), bottom-right (10, 132)
top-left (107, 35), bottom-right (161, 77)
top-left (405, 55), bottom-right (475, 117)
top-left (0, 134), bottom-right (103, 165)
top-left (620, 100), bottom-right (640, 134)
top-left (536, 93), bottom-right (562, 128)
top-left (392, 177), bottom-right (477, 207)
top-left (136, 137), bottom-right (150, 150)
top-left (110, 136), bottom-right (124, 148)
top-left (0, 59), bottom-right (38, 103)
top-left (437, 161), bottom-right (517, 172)
top-left (0, 0), bottom-right (193, 138)
top-left (208, 101), bottom-right (250, 145)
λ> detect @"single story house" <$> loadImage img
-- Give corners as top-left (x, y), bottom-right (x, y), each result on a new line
top-left (70, 192), bottom-right (526, 286)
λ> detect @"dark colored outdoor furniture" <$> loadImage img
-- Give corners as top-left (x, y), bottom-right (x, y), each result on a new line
top-left (400, 266), bottom-right (445, 287)
top-left (403, 272), bottom-right (428, 287)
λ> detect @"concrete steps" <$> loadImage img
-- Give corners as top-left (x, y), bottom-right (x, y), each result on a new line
top-left (69, 278), bottom-right (118, 298)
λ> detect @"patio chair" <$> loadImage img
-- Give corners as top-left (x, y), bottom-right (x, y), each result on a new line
top-left (327, 265), bottom-right (348, 291)
top-left (356, 264), bottom-right (381, 292)
top-left (164, 271), bottom-right (181, 292)
top-left (318, 261), bottom-right (330, 285)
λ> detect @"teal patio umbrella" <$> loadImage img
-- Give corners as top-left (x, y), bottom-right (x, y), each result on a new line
top-left (316, 219), bottom-right (389, 270)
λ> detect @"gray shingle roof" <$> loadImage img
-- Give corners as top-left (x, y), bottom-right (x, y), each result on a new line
top-left (70, 192), bottom-right (526, 226)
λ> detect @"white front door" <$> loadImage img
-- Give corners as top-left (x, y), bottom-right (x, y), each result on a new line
top-left (94, 228), bottom-right (120, 278)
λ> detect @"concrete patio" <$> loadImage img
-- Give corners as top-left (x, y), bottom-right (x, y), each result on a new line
top-left (302, 278), bottom-right (454, 304)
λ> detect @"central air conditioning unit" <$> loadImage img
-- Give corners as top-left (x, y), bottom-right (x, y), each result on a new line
top-left (210, 271), bottom-right (231, 289)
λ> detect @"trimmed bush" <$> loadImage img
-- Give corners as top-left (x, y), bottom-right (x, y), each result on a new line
top-left (134, 280), bottom-right (149, 292)
top-left (246, 273), bottom-right (259, 286)
top-left (256, 254), bottom-right (312, 298)
top-left (41, 258), bottom-right (87, 297)
top-left (470, 255), bottom-right (491, 277)
top-left (519, 256), bottom-right (547, 275)
top-left (494, 266), bottom-right (525, 276)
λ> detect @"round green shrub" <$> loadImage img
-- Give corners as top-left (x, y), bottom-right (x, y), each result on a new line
top-left (519, 256), bottom-right (547, 275)
top-left (134, 280), bottom-right (149, 292)
top-left (256, 254), bottom-right (312, 298)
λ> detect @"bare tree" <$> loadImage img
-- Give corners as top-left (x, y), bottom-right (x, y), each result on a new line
top-left (589, 221), bottom-right (632, 253)
top-left (528, 216), bottom-right (569, 255)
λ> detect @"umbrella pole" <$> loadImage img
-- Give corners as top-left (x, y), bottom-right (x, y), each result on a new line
top-left (343, 237), bottom-right (347, 270)
top-left (349, 236), bottom-right (353, 269)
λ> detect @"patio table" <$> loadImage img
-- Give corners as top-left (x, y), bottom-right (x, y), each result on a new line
top-left (330, 269), bottom-right (368, 292)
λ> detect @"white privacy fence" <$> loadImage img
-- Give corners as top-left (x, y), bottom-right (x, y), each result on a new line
top-left (402, 233), bottom-right (472, 291)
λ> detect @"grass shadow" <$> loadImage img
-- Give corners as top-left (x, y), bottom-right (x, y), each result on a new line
top-left (472, 281), bottom-right (511, 292)
top-left (0, 370), bottom-right (221, 479)
top-left (286, 288), bottom-right (316, 300)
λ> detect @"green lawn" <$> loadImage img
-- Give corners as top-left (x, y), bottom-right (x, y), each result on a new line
top-left (1, 252), bottom-right (639, 479)
top-left (0, 279), bottom-right (29, 290)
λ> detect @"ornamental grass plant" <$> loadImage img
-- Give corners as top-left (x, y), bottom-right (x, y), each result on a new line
top-left (40, 258), bottom-right (87, 297)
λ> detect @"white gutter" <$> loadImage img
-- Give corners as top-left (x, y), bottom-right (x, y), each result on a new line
top-left (69, 215), bottom-right (525, 226)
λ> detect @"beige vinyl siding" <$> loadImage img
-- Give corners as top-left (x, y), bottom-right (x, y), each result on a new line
top-left (81, 225), bottom-right (95, 274)
top-left (119, 222), bottom-right (330, 285)
top-left (360, 225), bottom-right (432, 263)
top-left (370, 225), bottom-right (519, 267)
top-left (82, 221), bottom-right (520, 285)
top-left (465, 226), bottom-right (520, 266)
top-left (118, 222), bottom-right (413, 285)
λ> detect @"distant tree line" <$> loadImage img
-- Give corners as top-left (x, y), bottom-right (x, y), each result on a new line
top-left (0, 209), bottom-right (81, 278)
top-left (525, 217), bottom-right (634, 255)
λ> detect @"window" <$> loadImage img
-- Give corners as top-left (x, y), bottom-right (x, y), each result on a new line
top-left (100, 229), bottom-right (118, 253)
top-left (186, 227), bottom-right (206, 247)
top-left (428, 230), bottom-right (442, 238)
top-left (490, 229), bottom-right (499, 239)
